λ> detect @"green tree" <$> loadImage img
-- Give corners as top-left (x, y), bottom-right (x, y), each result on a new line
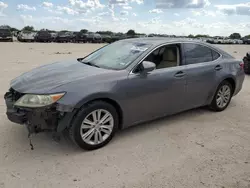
top-left (136, 32), bottom-right (146, 36)
top-left (0, 25), bottom-right (10, 29)
top-left (229, 33), bottom-right (241, 39)
top-left (116, 32), bottom-right (124, 36)
top-left (80, 29), bottom-right (88, 34)
top-left (194, 34), bottom-right (210, 38)
top-left (188, 34), bottom-right (195, 38)
top-left (244, 35), bottom-right (250, 39)
top-left (10, 27), bottom-right (19, 32)
top-left (96, 31), bottom-right (113, 35)
top-left (22, 26), bottom-right (35, 31)
top-left (46, 29), bottom-right (56, 33)
top-left (127, 29), bottom-right (135, 36)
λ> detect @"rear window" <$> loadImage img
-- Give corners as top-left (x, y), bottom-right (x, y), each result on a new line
top-left (184, 43), bottom-right (220, 64)
top-left (212, 50), bottom-right (220, 60)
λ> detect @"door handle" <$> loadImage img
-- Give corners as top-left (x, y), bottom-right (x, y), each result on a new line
top-left (174, 71), bottom-right (185, 78)
top-left (214, 65), bottom-right (222, 71)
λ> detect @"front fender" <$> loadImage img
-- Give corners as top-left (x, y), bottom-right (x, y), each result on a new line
top-left (56, 92), bottom-right (120, 132)
top-left (74, 92), bottom-right (119, 109)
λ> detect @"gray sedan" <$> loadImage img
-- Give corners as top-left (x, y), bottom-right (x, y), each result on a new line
top-left (4, 38), bottom-right (245, 150)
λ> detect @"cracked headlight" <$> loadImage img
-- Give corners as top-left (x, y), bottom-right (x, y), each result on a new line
top-left (14, 93), bottom-right (65, 108)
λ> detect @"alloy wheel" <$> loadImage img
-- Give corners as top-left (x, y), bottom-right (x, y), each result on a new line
top-left (80, 109), bottom-right (114, 145)
top-left (216, 85), bottom-right (231, 108)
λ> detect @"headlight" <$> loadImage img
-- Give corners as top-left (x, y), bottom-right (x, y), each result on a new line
top-left (14, 93), bottom-right (65, 108)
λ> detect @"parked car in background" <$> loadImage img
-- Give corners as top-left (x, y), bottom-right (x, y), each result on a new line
top-left (233, 39), bottom-right (243, 44)
top-left (73, 32), bottom-right (88, 43)
top-left (147, 34), bottom-right (155, 37)
top-left (55, 31), bottom-right (74, 43)
top-left (110, 35), bottom-right (121, 43)
top-left (206, 38), bottom-right (215, 44)
top-left (225, 38), bottom-right (234, 44)
top-left (4, 38), bottom-right (245, 150)
top-left (101, 35), bottom-right (112, 43)
top-left (242, 38), bottom-right (250, 44)
top-left (213, 37), bottom-right (226, 44)
top-left (0, 27), bottom-right (13, 42)
top-left (50, 32), bottom-right (58, 42)
top-left (35, 30), bottom-right (52, 42)
top-left (243, 52), bottom-right (250, 74)
top-left (17, 31), bottom-right (36, 42)
top-left (87, 33), bottom-right (102, 43)
top-left (237, 39), bottom-right (243, 44)
top-left (12, 31), bottom-right (19, 38)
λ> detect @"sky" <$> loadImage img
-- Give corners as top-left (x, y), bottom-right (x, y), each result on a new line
top-left (0, 0), bottom-right (250, 36)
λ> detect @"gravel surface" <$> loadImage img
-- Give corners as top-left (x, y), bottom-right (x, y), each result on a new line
top-left (0, 43), bottom-right (250, 188)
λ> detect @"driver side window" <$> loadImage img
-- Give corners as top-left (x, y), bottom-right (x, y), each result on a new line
top-left (144, 44), bottom-right (180, 70)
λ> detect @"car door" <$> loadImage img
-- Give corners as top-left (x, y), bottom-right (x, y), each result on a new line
top-left (123, 44), bottom-right (188, 125)
top-left (182, 43), bottom-right (221, 108)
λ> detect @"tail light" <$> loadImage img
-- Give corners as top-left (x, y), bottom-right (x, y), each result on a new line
top-left (240, 62), bottom-right (244, 69)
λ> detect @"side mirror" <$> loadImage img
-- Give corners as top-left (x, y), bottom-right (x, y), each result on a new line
top-left (140, 61), bottom-right (156, 74)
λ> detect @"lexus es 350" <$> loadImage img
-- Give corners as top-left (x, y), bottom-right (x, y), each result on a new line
top-left (4, 38), bottom-right (245, 150)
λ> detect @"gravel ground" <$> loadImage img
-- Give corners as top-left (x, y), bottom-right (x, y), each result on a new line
top-left (0, 43), bottom-right (250, 188)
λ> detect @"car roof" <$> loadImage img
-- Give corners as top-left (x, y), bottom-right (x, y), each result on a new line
top-left (120, 37), bottom-right (233, 58)
top-left (121, 37), bottom-right (208, 45)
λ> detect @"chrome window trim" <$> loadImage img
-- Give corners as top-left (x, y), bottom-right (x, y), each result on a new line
top-left (129, 41), bottom-right (222, 75)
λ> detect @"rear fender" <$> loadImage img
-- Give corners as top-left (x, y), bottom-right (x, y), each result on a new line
top-left (206, 75), bottom-right (236, 104)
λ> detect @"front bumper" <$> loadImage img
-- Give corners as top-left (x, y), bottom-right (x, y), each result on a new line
top-left (6, 109), bottom-right (27, 124)
top-left (4, 89), bottom-right (74, 134)
top-left (0, 37), bottom-right (12, 41)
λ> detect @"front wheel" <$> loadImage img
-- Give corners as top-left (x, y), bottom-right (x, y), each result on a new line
top-left (69, 101), bottom-right (118, 150)
top-left (209, 81), bottom-right (233, 112)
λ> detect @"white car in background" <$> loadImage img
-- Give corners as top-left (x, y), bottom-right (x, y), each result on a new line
top-left (235, 39), bottom-right (243, 44)
top-left (17, 31), bottom-right (37, 42)
top-left (213, 37), bottom-right (226, 44)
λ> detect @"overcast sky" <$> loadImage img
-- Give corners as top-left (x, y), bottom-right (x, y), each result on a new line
top-left (0, 0), bottom-right (250, 36)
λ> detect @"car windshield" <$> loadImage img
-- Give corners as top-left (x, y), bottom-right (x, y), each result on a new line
top-left (0, 29), bottom-right (10, 34)
top-left (80, 41), bottom-right (152, 70)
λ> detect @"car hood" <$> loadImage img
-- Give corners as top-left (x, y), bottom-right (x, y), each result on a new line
top-left (10, 60), bottom-right (116, 94)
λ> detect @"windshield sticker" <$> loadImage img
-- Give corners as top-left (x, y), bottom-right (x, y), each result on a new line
top-left (130, 46), bottom-right (148, 52)
top-left (119, 62), bottom-right (128, 65)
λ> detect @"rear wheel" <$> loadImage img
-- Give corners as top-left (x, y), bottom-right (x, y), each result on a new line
top-left (69, 101), bottom-right (118, 150)
top-left (209, 81), bottom-right (233, 111)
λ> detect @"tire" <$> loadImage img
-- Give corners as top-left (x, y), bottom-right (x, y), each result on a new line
top-left (243, 57), bottom-right (250, 74)
top-left (69, 101), bottom-right (119, 150)
top-left (209, 80), bottom-right (233, 112)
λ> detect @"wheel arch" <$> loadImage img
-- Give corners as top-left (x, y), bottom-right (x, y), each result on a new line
top-left (207, 76), bottom-right (236, 104)
top-left (223, 77), bottom-right (236, 94)
top-left (74, 93), bottom-right (124, 129)
top-left (82, 98), bottom-right (124, 130)
top-left (57, 96), bottom-right (124, 132)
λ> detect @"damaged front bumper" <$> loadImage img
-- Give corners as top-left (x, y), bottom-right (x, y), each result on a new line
top-left (4, 88), bottom-right (75, 134)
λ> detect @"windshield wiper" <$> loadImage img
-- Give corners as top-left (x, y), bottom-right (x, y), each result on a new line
top-left (82, 61), bottom-right (100, 68)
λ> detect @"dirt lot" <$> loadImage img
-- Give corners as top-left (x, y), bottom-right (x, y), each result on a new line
top-left (0, 43), bottom-right (250, 188)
